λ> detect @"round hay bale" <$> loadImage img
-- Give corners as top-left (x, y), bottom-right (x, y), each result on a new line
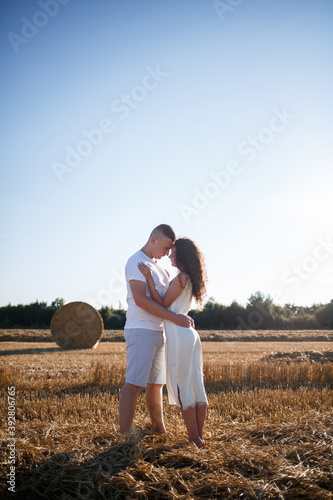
top-left (50, 302), bottom-right (104, 349)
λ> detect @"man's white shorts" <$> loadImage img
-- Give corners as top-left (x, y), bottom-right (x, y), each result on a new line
top-left (124, 328), bottom-right (166, 388)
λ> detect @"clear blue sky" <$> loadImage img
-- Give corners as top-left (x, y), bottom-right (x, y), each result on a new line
top-left (1, 0), bottom-right (332, 309)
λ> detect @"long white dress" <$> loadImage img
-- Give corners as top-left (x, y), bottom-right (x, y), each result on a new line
top-left (163, 279), bottom-right (208, 410)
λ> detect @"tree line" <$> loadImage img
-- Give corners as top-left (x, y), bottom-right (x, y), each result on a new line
top-left (0, 292), bottom-right (332, 330)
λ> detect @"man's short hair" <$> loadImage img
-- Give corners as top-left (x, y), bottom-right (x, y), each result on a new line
top-left (150, 224), bottom-right (176, 242)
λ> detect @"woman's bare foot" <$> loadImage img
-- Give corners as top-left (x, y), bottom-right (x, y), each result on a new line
top-left (152, 424), bottom-right (167, 434)
top-left (191, 437), bottom-right (205, 448)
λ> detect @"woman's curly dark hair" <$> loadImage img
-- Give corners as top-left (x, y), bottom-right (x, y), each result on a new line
top-left (174, 238), bottom-right (207, 307)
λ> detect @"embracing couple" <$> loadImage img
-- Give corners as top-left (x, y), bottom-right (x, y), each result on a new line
top-left (118, 224), bottom-right (208, 448)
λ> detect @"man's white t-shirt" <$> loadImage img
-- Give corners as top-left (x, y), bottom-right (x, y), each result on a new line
top-left (125, 250), bottom-right (170, 331)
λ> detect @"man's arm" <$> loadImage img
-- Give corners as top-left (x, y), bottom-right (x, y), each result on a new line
top-left (129, 280), bottom-right (192, 327)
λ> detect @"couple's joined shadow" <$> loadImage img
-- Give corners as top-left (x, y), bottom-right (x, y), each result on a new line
top-left (12, 432), bottom-right (190, 499)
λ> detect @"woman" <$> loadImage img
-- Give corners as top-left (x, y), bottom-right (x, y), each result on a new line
top-left (138, 237), bottom-right (208, 448)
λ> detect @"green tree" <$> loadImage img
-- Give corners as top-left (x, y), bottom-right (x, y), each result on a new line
top-left (315, 300), bottom-right (333, 328)
top-left (245, 291), bottom-right (275, 329)
top-left (51, 298), bottom-right (65, 310)
top-left (223, 301), bottom-right (246, 329)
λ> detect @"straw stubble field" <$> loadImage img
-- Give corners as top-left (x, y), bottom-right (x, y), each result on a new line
top-left (0, 330), bottom-right (332, 499)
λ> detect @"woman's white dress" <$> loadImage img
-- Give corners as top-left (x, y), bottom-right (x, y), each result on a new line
top-left (163, 279), bottom-right (208, 410)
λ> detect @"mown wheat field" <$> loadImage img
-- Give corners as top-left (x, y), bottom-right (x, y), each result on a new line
top-left (1, 331), bottom-right (332, 499)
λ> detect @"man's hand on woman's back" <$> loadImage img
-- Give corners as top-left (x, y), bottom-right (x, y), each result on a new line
top-left (173, 314), bottom-right (194, 328)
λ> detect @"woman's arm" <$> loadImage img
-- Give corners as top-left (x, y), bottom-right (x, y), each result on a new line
top-left (163, 272), bottom-right (188, 308)
top-left (129, 280), bottom-right (193, 327)
top-left (138, 262), bottom-right (188, 308)
top-left (138, 262), bottom-right (163, 305)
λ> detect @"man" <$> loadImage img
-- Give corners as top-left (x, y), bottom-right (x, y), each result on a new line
top-left (119, 224), bottom-right (193, 434)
